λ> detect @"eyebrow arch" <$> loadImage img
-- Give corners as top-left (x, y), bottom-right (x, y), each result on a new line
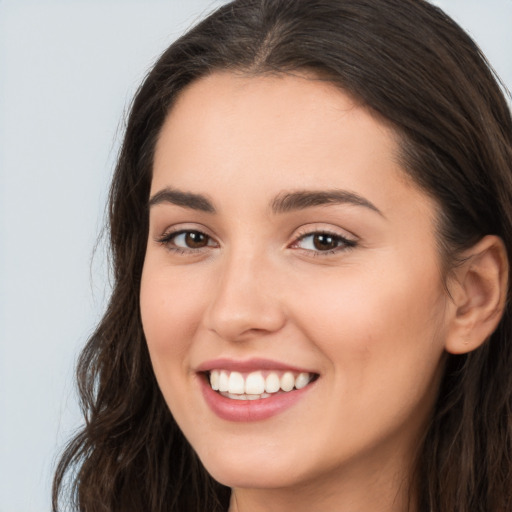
top-left (148, 187), bottom-right (216, 213)
top-left (270, 189), bottom-right (384, 216)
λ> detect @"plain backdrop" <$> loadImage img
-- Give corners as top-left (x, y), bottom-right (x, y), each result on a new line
top-left (0, 1), bottom-right (511, 511)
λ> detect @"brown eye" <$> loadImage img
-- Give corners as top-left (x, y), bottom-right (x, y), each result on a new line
top-left (158, 230), bottom-right (215, 251)
top-left (184, 231), bottom-right (210, 248)
top-left (312, 233), bottom-right (339, 251)
top-left (294, 231), bottom-right (357, 254)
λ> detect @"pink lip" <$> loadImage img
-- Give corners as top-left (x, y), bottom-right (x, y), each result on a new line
top-left (199, 377), bottom-right (315, 422)
top-left (196, 357), bottom-right (314, 374)
top-left (196, 358), bottom-right (318, 422)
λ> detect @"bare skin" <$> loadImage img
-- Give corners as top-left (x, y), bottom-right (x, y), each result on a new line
top-left (140, 72), bottom-right (507, 511)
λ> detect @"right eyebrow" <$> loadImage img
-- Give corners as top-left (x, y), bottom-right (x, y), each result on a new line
top-left (148, 187), bottom-right (216, 213)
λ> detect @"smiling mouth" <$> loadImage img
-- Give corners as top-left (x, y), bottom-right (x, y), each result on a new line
top-left (206, 370), bottom-right (319, 400)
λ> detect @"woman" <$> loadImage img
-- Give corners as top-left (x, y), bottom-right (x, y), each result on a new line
top-left (52, 0), bottom-right (512, 511)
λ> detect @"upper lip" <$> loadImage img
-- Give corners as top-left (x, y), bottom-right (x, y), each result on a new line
top-left (196, 357), bottom-right (317, 374)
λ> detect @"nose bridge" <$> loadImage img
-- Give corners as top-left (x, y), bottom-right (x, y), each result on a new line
top-left (205, 244), bottom-right (285, 341)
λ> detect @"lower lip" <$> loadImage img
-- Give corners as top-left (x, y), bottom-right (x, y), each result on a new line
top-left (199, 375), bottom-right (315, 422)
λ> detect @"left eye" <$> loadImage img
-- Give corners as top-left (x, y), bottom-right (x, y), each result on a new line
top-left (294, 232), bottom-right (355, 252)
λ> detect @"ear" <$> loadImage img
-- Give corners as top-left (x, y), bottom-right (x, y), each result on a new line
top-left (444, 235), bottom-right (509, 355)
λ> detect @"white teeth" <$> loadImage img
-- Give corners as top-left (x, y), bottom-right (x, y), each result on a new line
top-left (247, 393), bottom-right (271, 400)
top-left (265, 373), bottom-right (281, 393)
top-left (245, 371), bottom-right (265, 394)
top-left (210, 370), bottom-right (219, 391)
top-left (280, 371), bottom-right (295, 392)
top-left (228, 372), bottom-right (245, 394)
top-left (295, 372), bottom-right (310, 390)
top-left (218, 371), bottom-right (229, 392)
top-left (209, 369), bottom-right (315, 397)
top-left (226, 392), bottom-right (272, 400)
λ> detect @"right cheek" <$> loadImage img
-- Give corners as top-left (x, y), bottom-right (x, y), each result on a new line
top-left (140, 270), bottom-right (175, 353)
top-left (140, 270), bottom-right (207, 354)
top-left (139, 286), bottom-right (183, 402)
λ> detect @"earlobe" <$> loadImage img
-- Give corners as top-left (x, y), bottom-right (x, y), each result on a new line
top-left (444, 235), bottom-right (509, 355)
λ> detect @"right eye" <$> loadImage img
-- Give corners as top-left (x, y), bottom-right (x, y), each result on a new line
top-left (158, 229), bottom-right (218, 253)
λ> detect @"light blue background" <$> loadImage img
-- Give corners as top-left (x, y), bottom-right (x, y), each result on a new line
top-left (0, 1), bottom-right (511, 511)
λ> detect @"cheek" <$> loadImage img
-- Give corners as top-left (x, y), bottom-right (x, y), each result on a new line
top-left (288, 267), bottom-right (447, 457)
top-left (296, 267), bottom-right (443, 338)
top-left (288, 258), bottom-right (448, 395)
top-left (140, 268), bottom-right (207, 365)
top-left (139, 266), bottom-right (211, 428)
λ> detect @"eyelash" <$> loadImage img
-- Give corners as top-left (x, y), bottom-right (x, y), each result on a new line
top-left (292, 230), bottom-right (358, 255)
top-left (157, 229), bottom-right (218, 255)
top-left (156, 228), bottom-right (358, 256)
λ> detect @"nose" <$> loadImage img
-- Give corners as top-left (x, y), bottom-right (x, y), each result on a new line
top-left (203, 249), bottom-right (287, 342)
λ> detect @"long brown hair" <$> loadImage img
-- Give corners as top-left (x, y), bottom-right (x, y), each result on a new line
top-left (53, 1), bottom-right (512, 510)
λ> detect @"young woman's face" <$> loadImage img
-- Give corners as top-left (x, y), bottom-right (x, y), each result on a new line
top-left (140, 72), bottom-right (450, 496)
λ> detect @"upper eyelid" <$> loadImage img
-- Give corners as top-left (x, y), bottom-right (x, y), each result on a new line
top-left (154, 223), bottom-right (358, 247)
top-left (292, 223), bottom-right (358, 241)
top-left (288, 225), bottom-right (359, 255)
top-left (291, 232), bottom-right (356, 249)
top-left (159, 229), bottom-right (217, 243)
top-left (155, 223), bottom-right (218, 240)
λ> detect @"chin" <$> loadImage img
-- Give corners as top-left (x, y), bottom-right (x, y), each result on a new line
top-left (207, 465), bottom-right (302, 490)
top-left (197, 448), bottom-right (309, 490)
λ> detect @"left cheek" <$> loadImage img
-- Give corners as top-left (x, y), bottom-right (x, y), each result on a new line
top-left (291, 267), bottom-right (445, 372)
top-left (296, 274), bottom-right (446, 438)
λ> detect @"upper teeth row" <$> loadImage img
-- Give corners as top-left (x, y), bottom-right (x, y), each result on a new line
top-left (209, 370), bottom-right (312, 395)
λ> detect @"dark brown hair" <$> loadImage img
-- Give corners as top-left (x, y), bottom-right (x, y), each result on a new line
top-left (53, 1), bottom-right (512, 510)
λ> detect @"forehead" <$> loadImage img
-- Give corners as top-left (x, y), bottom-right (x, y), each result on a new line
top-left (152, 71), bottom-right (435, 224)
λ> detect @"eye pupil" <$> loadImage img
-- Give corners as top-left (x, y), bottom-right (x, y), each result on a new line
top-left (185, 231), bottom-right (208, 248)
top-left (313, 234), bottom-right (338, 251)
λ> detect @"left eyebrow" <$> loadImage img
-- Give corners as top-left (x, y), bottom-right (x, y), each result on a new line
top-left (270, 189), bottom-right (384, 217)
